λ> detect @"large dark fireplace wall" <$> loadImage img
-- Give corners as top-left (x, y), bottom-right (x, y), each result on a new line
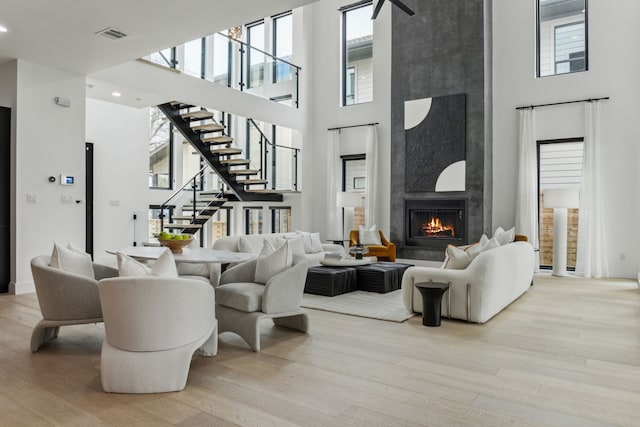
top-left (390, 0), bottom-right (492, 261)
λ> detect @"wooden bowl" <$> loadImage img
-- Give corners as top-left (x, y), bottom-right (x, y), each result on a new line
top-left (158, 238), bottom-right (192, 254)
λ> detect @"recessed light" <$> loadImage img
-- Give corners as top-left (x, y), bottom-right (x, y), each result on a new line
top-left (0, 25), bottom-right (8, 33)
top-left (111, 91), bottom-right (122, 97)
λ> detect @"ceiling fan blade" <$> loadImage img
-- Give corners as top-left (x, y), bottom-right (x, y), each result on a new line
top-left (371, 0), bottom-right (385, 19)
top-left (388, 0), bottom-right (415, 16)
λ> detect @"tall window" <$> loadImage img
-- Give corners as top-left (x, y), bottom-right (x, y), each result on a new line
top-left (211, 207), bottom-right (232, 243)
top-left (244, 207), bottom-right (264, 234)
top-left (537, 0), bottom-right (587, 77)
top-left (537, 139), bottom-right (583, 269)
top-left (341, 2), bottom-right (374, 106)
top-left (342, 155), bottom-right (366, 228)
top-left (273, 12), bottom-right (293, 83)
top-left (246, 20), bottom-right (265, 89)
top-left (271, 207), bottom-right (291, 233)
top-left (149, 107), bottom-right (173, 189)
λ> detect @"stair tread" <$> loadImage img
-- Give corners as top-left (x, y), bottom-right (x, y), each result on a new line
top-left (244, 189), bottom-right (285, 194)
top-left (228, 169), bottom-right (259, 175)
top-left (172, 215), bottom-right (212, 220)
top-left (182, 110), bottom-right (213, 120)
top-left (164, 223), bottom-right (203, 229)
top-left (220, 159), bottom-right (251, 165)
top-left (195, 197), bottom-right (227, 202)
top-left (211, 148), bottom-right (242, 155)
top-left (202, 136), bottom-right (233, 144)
top-left (192, 123), bottom-right (225, 132)
top-left (198, 191), bottom-right (225, 196)
top-left (238, 179), bottom-right (269, 184)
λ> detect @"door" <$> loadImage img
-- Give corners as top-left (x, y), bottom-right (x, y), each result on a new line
top-left (85, 143), bottom-right (94, 257)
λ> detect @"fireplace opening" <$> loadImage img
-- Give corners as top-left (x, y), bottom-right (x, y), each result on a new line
top-left (405, 199), bottom-right (466, 249)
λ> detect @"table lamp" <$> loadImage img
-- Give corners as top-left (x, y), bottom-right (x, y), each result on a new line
top-left (337, 192), bottom-right (363, 239)
top-left (544, 188), bottom-right (579, 277)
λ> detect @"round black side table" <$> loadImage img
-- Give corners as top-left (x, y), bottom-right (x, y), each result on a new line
top-left (415, 281), bottom-right (450, 327)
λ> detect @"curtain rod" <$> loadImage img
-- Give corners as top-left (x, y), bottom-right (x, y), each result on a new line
top-left (327, 122), bottom-right (379, 131)
top-left (515, 97), bottom-right (610, 110)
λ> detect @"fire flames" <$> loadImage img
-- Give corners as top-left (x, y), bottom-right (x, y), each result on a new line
top-left (422, 217), bottom-right (455, 237)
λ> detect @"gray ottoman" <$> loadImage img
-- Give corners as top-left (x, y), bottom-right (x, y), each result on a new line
top-left (305, 266), bottom-right (358, 297)
top-left (355, 262), bottom-right (414, 293)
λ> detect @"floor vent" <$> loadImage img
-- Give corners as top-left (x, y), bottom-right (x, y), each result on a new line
top-left (95, 27), bottom-right (127, 40)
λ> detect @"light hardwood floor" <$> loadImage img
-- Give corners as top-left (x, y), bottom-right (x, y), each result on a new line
top-left (1, 274), bottom-right (639, 426)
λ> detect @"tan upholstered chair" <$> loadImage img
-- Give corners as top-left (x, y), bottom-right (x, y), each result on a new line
top-left (215, 257), bottom-right (310, 352)
top-left (349, 229), bottom-right (397, 262)
top-left (30, 255), bottom-right (118, 352)
top-left (98, 276), bottom-right (218, 393)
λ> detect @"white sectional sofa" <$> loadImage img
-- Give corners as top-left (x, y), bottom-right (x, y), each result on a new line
top-left (401, 241), bottom-right (535, 323)
top-left (212, 233), bottom-right (345, 266)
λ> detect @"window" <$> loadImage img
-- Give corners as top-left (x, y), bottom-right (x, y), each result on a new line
top-left (149, 107), bottom-right (173, 189)
top-left (537, 139), bottom-right (583, 269)
top-left (244, 207), bottom-right (264, 234)
top-left (342, 155), bottom-right (366, 228)
top-left (537, 0), bottom-right (587, 77)
top-left (271, 207), bottom-right (292, 233)
top-left (341, 2), bottom-right (374, 106)
top-left (148, 205), bottom-right (173, 240)
top-left (211, 207), bottom-right (232, 243)
top-left (246, 20), bottom-right (265, 89)
top-left (273, 12), bottom-right (293, 83)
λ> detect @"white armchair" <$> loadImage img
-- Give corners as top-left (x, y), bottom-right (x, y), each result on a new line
top-left (98, 276), bottom-right (218, 393)
top-left (216, 257), bottom-right (310, 352)
top-left (30, 255), bottom-right (118, 352)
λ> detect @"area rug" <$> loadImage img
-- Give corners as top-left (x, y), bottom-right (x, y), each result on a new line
top-left (301, 290), bottom-right (415, 322)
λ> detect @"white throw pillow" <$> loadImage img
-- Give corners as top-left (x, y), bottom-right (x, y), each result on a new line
top-left (443, 245), bottom-right (473, 270)
top-left (254, 242), bottom-right (292, 284)
top-left (493, 226), bottom-right (515, 246)
top-left (259, 239), bottom-right (277, 256)
top-left (238, 237), bottom-right (260, 254)
top-left (117, 249), bottom-right (178, 278)
top-left (49, 242), bottom-right (95, 279)
top-left (359, 225), bottom-right (382, 246)
top-left (310, 232), bottom-right (324, 253)
top-left (295, 230), bottom-right (314, 253)
top-left (284, 236), bottom-right (306, 260)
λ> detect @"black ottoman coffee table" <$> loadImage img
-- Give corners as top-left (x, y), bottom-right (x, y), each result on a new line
top-left (355, 262), bottom-right (414, 293)
top-left (305, 266), bottom-right (358, 297)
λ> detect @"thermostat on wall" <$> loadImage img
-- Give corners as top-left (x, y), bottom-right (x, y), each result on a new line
top-left (60, 174), bottom-right (75, 185)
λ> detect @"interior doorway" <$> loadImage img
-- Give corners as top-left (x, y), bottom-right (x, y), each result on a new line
top-left (85, 143), bottom-right (94, 257)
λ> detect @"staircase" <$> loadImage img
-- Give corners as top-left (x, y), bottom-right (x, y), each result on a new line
top-left (156, 101), bottom-right (286, 237)
top-left (158, 101), bottom-right (283, 202)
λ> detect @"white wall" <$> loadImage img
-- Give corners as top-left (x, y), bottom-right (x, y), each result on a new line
top-left (13, 61), bottom-right (87, 293)
top-left (306, 0), bottom-right (392, 240)
top-left (493, 0), bottom-right (640, 278)
top-left (85, 98), bottom-right (150, 264)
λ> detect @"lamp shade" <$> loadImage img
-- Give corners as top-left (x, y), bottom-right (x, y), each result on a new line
top-left (544, 188), bottom-right (579, 209)
top-left (336, 192), bottom-right (363, 208)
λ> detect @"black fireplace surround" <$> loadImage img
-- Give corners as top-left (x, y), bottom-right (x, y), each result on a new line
top-left (405, 199), bottom-right (466, 249)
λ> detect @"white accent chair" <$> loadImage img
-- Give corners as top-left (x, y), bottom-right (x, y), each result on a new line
top-left (216, 257), bottom-right (310, 352)
top-left (98, 276), bottom-right (218, 393)
top-left (30, 255), bottom-right (118, 352)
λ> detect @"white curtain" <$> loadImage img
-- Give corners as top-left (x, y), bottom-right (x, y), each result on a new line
top-left (576, 101), bottom-right (609, 278)
top-left (365, 125), bottom-right (378, 228)
top-left (326, 129), bottom-right (342, 238)
top-left (515, 108), bottom-right (539, 251)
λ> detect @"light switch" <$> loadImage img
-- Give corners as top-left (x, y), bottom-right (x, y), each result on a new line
top-left (26, 194), bottom-right (37, 204)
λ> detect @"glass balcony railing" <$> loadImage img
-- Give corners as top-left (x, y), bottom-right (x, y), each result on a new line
top-left (143, 33), bottom-right (300, 108)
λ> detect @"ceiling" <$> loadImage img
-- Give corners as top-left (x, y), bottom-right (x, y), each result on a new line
top-left (0, 0), bottom-right (317, 76)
